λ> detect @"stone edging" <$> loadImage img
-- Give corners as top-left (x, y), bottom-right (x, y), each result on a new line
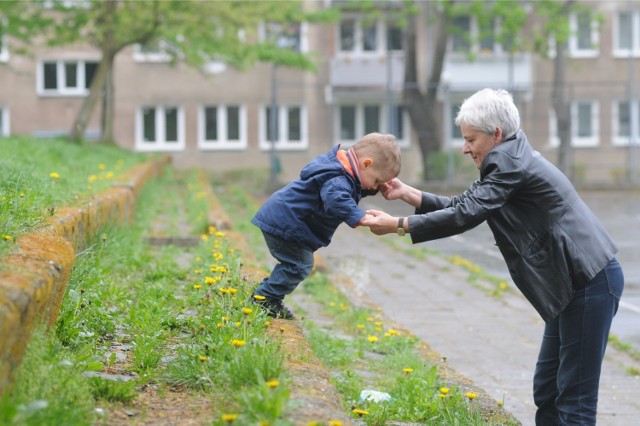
top-left (0, 155), bottom-right (171, 393)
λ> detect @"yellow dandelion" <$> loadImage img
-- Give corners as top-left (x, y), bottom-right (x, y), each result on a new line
top-left (439, 393), bottom-right (448, 399)
top-left (222, 316), bottom-right (230, 322)
top-left (374, 327), bottom-right (383, 332)
top-left (49, 172), bottom-right (60, 179)
top-left (374, 321), bottom-right (383, 327)
top-left (193, 284), bottom-right (202, 290)
top-left (88, 175), bottom-right (97, 183)
top-left (387, 328), bottom-right (399, 335)
top-left (279, 326), bottom-right (285, 333)
top-left (231, 339), bottom-right (245, 348)
top-left (307, 422), bottom-right (320, 426)
top-left (2, 235), bottom-right (13, 242)
top-left (366, 317), bottom-right (374, 322)
top-left (356, 324), bottom-right (365, 330)
top-left (198, 355), bottom-right (207, 362)
top-left (466, 392), bottom-right (477, 400)
top-left (253, 294), bottom-right (266, 301)
top-left (402, 368), bottom-right (414, 374)
top-left (194, 269), bottom-right (203, 274)
top-left (497, 400), bottom-right (504, 407)
top-left (215, 231), bottom-right (225, 238)
top-left (440, 387), bottom-right (449, 394)
top-left (205, 276), bottom-right (215, 285)
top-left (216, 323), bottom-right (223, 329)
top-left (328, 421), bottom-right (343, 426)
top-left (201, 234), bottom-right (209, 242)
top-left (242, 307), bottom-right (253, 315)
top-left (219, 287), bottom-right (229, 295)
top-left (208, 225), bottom-right (217, 234)
top-left (367, 335), bottom-right (378, 343)
top-left (106, 171), bottom-right (114, 179)
top-left (228, 287), bottom-right (238, 294)
top-left (221, 413), bottom-right (238, 422)
top-left (98, 163), bottom-right (106, 170)
top-left (234, 322), bottom-right (241, 327)
top-left (352, 408), bottom-right (369, 416)
top-left (264, 321), bottom-right (272, 327)
top-left (265, 379), bottom-right (280, 388)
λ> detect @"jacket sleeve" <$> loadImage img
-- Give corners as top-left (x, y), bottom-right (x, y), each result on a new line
top-left (320, 176), bottom-right (366, 228)
top-left (409, 150), bottom-right (524, 244)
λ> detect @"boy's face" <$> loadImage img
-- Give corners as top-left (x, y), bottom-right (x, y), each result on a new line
top-left (359, 159), bottom-right (395, 191)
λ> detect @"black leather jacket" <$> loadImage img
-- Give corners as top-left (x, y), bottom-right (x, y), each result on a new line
top-left (408, 130), bottom-right (618, 322)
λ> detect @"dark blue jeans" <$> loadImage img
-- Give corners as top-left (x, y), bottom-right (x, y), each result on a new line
top-left (255, 231), bottom-right (315, 301)
top-left (533, 257), bottom-right (624, 425)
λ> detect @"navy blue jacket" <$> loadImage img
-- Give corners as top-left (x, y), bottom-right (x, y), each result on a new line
top-left (252, 145), bottom-right (372, 251)
top-left (408, 130), bottom-right (618, 322)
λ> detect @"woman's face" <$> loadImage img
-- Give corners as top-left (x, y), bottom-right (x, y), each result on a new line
top-left (461, 124), bottom-right (501, 169)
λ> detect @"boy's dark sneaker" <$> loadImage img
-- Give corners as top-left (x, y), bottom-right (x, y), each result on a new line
top-left (250, 291), bottom-right (295, 320)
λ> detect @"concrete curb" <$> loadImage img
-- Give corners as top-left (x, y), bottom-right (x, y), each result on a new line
top-left (0, 155), bottom-right (171, 393)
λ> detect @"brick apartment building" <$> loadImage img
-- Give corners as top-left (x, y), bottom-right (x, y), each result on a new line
top-left (1, 0), bottom-right (639, 185)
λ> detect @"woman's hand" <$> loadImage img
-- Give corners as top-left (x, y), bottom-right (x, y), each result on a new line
top-left (380, 178), bottom-right (405, 201)
top-left (360, 209), bottom-right (398, 235)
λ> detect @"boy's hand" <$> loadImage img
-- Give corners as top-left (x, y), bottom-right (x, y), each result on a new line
top-left (364, 209), bottom-right (397, 235)
top-left (357, 213), bottom-right (375, 227)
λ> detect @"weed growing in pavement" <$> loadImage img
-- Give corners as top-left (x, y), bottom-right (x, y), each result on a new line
top-left (299, 272), bottom-right (513, 425)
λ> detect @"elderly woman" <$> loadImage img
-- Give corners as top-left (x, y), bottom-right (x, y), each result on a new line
top-left (362, 88), bottom-right (624, 425)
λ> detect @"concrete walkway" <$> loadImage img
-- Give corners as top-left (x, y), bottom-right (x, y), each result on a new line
top-left (317, 224), bottom-right (640, 426)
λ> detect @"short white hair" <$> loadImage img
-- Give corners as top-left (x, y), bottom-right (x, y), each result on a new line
top-left (454, 88), bottom-right (520, 139)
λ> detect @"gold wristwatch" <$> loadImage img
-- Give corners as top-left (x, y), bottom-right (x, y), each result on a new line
top-left (397, 217), bottom-right (406, 236)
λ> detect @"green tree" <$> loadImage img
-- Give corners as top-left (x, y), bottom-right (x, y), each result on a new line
top-left (37, 0), bottom-right (337, 144)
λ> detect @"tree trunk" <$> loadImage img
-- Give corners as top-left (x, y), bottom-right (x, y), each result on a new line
top-left (101, 57), bottom-right (115, 144)
top-left (402, 2), bottom-right (449, 179)
top-left (68, 58), bottom-right (108, 143)
top-left (553, 1), bottom-right (574, 179)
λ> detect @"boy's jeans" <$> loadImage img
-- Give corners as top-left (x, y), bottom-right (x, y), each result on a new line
top-left (533, 257), bottom-right (624, 425)
top-left (256, 231), bottom-right (315, 301)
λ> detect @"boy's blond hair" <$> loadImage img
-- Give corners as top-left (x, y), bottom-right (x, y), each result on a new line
top-left (352, 132), bottom-right (402, 177)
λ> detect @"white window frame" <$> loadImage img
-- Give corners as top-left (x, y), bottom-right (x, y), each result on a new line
top-left (259, 104), bottom-right (308, 151)
top-left (549, 101), bottom-right (600, 148)
top-left (613, 11), bottom-right (640, 58)
top-left (132, 41), bottom-right (172, 63)
top-left (449, 15), bottom-right (508, 57)
top-left (36, 59), bottom-right (98, 96)
top-left (335, 103), bottom-right (409, 148)
top-left (198, 104), bottom-right (247, 150)
top-left (568, 12), bottom-right (599, 58)
top-left (0, 107), bottom-right (9, 136)
top-left (612, 100), bottom-right (640, 146)
top-left (336, 15), bottom-right (402, 57)
top-left (0, 25), bottom-right (8, 63)
top-left (135, 105), bottom-right (185, 152)
top-left (259, 21), bottom-right (308, 53)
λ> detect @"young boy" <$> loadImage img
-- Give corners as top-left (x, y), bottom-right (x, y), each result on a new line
top-left (250, 133), bottom-right (402, 319)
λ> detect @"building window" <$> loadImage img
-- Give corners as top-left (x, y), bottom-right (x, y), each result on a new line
top-left (549, 101), bottom-right (599, 147)
top-left (199, 105), bottom-right (246, 150)
top-left (612, 100), bottom-right (640, 146)
top-left (133, 40), bottom-right (173, 62)
top-left (37, 60), bottom-right (98, 96)
top-left (569, 11), bottom-right (598, 58)
top-left (450, 16), bottom-right (509, 56)
top-left (262, 22), bottom-right (307, 52)
top-left (614, 11), bottom-right (640, 57)
top-left (336, 103), bottom-right (409, 147)
top-left (338, 16), bottom-right (403, 55)
top-left (0, 107), bottom-right (9, 136)
top-left (135, 105), bottom-right (185, 151)
top-left (260, 104), bottom-right (308, 150)
top-left (0, 32), bottom-right (8, 63)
